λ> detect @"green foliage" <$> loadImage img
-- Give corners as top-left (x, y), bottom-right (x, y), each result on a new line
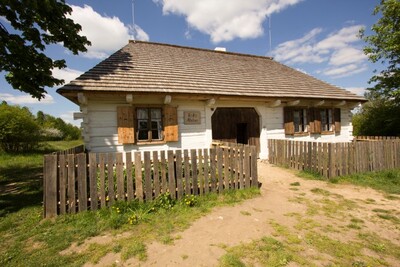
top-left (0, 0), bottom-right (90, 99)
top-left (0, 101), bottom-right (40, 152)
top-left (0, 102), bottom-right (80, 152)
top-left (360, 0), bottom-right (400, 102)
top-left (352, 96), bottom-right (400, 136)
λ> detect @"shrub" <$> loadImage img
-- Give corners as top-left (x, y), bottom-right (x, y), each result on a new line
top-left (0, 102), bottom-right (41, 152)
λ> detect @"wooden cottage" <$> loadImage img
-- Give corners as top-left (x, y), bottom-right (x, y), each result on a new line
top-left (57, 41), bottom-right (366, 159)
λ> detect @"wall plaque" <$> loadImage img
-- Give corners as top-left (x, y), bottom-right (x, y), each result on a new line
top-left (184, 111), bottom-right (201, 125)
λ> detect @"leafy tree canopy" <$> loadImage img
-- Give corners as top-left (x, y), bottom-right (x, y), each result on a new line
top-left (0, 0), bottom-right (90, 100)
top-left (360, 0), bottom-right (400, 102)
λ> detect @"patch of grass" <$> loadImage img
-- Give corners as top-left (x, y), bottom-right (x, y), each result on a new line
top-left (290, 182), bottom-right (301, 186)
top-left (358, 232), bottom-right (400, 259)
top-left (219, 237), bottom-right (298, 267)
top-left (364, 198), bottom-right (376, 204)
top-left (310, 188), bottom-right (331, 196)
top-left (297, 170), bottom-right (325, 180)
top-left (121, 241), bottom-right (147, 261)
top-left (181, 254), bottom-right (189, 260)
top-left (240, 210), bottom-right (251, 216)
top-left (334, 169), bottom-right (400, 195)
top-left (0, 185), bottom-right (260, 266)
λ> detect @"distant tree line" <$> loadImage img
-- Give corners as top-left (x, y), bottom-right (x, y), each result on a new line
top-left (0, 101), bottom-right (81, 152)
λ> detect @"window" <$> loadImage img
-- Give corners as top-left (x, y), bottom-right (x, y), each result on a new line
top-left (293, 109), bottom-right (308, 133)
top-left (284, 107), bottom-right (308, 135)
top-left (320, 108), bottom-right (333, 132)
top-left (117, 105), bottom-right (178, 144)
top-left (284, 107), bottom-right (341, 135)
top-left (137, 108), bottom-right (163, 142)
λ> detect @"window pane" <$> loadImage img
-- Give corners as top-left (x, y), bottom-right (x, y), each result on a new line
top-left (137, 108), bottom-right (148, 119)
top-left (303, 109), bottom-right (308, 132)
top-left (152, 130), bottom-right (160, 140)
top-left (138, 130), bottom-right (148, 140)
top-left (151, 108), bottom-right (162, 119)
top-left (138, 120), bottom-right (148, 130)
top-left (320, 110), bottom-right (327, 131)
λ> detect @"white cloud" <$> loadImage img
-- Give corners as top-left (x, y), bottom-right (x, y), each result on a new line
top-left (0, 93), bottom-right (55, 105)
top-left (329, 47), bottom-right (366, 66)
top-left (52, 68), bottom-right (83, 84)
top-left (346, 87), bottom-right (366, 96)
top-left (322, 64), bottom-right (368, 78)
top-left (272, 25), bottom-right (368, 78)
top-left (69, 5), bottom-right (149, 59)
top-left (154, 0), bottom-right (303, 43)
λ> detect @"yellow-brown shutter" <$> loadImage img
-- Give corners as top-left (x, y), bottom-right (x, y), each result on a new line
top-left (117, 106), bottom-right (135, 144)
top-left (334, 108), bottom-right (341, 133)
top-left (284, 107), bottom-right (294, 135)
top-left (164, 105), bottom-right (178, 142)
top-left (309, 108), bottom-right (321, 134)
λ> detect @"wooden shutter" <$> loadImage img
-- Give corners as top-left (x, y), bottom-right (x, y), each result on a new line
top-left (309, 108), bottom-right (321, 134)
top-left (164, 105), bottom-right (178, 142)
top-left (334, 108), bottom-right (341, 133)
top-left (284, 107), bottom-right (294, 135)
top-left (117, 106), bottom-right (135, 144)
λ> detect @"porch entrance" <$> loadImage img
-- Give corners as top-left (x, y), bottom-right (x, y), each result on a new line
top-left (211, 108), bottom-right (260, 153)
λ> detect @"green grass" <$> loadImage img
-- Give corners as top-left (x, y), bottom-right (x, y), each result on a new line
top-left (0, 144), bottom-right (261, 267)
top-left (298, 169), bottom-right (400, 195)
top-left (0, 140), bottom-right (83, 216)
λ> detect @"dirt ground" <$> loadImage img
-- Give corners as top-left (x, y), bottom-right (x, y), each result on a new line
top-left (79, 161), bottom-right (400, 266)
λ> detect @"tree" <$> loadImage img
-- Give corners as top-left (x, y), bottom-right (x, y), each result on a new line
top-left (0, 0), bottom-right (90, 100)
top-left (0, 102), bottom-right (41, 152)
top-left (360, 0), bottom-right (400, 102)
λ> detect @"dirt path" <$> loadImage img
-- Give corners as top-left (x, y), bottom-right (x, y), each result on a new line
top-left (84, 162), bottom-right (400, 266)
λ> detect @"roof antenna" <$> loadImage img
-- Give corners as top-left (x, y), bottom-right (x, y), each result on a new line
top-left (131, 0), bottom-right (136, 42)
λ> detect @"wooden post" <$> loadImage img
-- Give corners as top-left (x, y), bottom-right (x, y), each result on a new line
top-left (223, 147), bottom-right (229, 190)
top-left (210, 148), bottom-right (217, 192)
top-left (67, 154), bottom-right (76, 213)
top-left (77, 153), bottom-right (87, 212)
top-left (134, 152), bottom-right (143, 202)
top-left (89, 153), bottom-right (98, 210)
top-left (58, 154), bottom-right (67, 215)
top-left (44, 154), bottom-right (58, 218)
top-left (251, 146), bottom-right (258, 187)
top-left (126, 152), bottom-right (134, 201)
top-left (203, 149), bottom-right (210, 194)
top-left (160, 151), bottom-right (167, 194)
top-left (198, 149), bottom-right (204, 196)
top-left (152, 151), bottom-right (160, 198)
top-left (217, 147), bottom-right (224, 192)
top-left (184, 150), bottom-right (191, 195)
top-left (167, 150), bottom-right (176, 199)
top-left (175, 150), bottom-right (183, 199)
top-left (107, 153), bottom-right (115, 205)
top-left (99, 153), bottom-right (106, 207)
top-left (144, 151), bottom-right (152, 201)
top-left (244, 145), bottom-right (250, 188)
top-left (191, 149), bottom-right (199, 195)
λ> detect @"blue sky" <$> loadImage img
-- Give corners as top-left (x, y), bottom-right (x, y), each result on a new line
top-left (0, 0), bottom-right (381, 126)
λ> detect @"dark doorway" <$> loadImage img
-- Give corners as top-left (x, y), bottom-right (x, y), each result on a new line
top-left (236, 123), bottom-right (248, 144)
top-left (211, 108), bottom-right (260, 153)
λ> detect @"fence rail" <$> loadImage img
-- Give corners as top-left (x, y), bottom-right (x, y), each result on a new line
top-left (43, 144), bottom-right (258, 218)
top-left (268, 139), bottom-right (400, 179)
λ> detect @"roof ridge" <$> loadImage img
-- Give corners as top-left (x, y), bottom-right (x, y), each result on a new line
top-left (129, 40), bottom-right (274, 61)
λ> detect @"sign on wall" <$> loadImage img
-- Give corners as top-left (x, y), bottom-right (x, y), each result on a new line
top-left (184, 111), bottom-right (201, 125)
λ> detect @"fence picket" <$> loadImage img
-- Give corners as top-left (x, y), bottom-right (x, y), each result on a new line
top-left (126, 152), bottom-right (134, 201)
top-left (44, 144), bottom-right (259, 218)
top-left (99, 154), bottom-right (106, 207)
top-left (89, 153), bottom-right (98, 210)
top-left (77, 153), bottom-right (87, 212)
top-left (134, 152), bottom-right (143, 202)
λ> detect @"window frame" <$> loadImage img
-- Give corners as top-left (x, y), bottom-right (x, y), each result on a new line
top-left (135, 106), bottom-right (164, 143)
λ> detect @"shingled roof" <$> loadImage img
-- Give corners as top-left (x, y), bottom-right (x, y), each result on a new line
top-left (57, 41), bottom-right (365, 102)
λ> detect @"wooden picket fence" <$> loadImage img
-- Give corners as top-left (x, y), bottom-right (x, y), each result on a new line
top-left (268, 139), bottom-right (400, 179)
top-left (43, 144), bottom-right (258, 218)
top-left (354, 136), bottom-right (400, 141)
